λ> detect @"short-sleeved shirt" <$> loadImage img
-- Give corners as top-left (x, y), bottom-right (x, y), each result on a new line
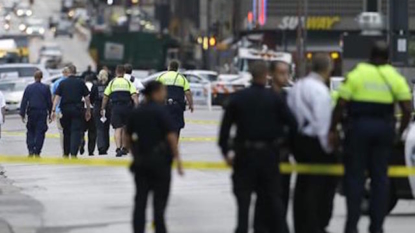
top-left (51, 76), bottom-right (66, 114)
top-left (0, 91), bottom-right (5, 125)
top-left (156, 71), bottom-right (190, 91)
top-left (104, 77), bottom-right (137, 103)
top-left (55, 76), bottom-right (90, 108)
top-left (338, 63), bottom-right (411, 117)
top-left (126, 101), bottom-right (175, 158)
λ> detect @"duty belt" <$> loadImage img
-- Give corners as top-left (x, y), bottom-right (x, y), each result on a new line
top-left (238, 140), bottom-right (276, 150)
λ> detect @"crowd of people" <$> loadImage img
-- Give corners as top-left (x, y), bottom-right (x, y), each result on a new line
top-left (4, 41), bottom-right (411, 233)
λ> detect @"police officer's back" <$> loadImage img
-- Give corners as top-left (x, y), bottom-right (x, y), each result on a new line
top-left (219, 61), bottom-right (297, 233)
top-left (156, 61), bottom-right (194, 135)
top-left (330, 41), bottom-right (412, 233)
top-left (52, 65), bottom-right (92, 157)
top-left (20, 71), bottom-right (52, 157)
top-left (125, 81), bottom-right (183, 233)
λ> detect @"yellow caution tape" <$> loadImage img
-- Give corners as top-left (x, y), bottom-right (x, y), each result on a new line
top-left (2, 131), bottom-right (216, 142)
top-left (0, 155), bottom-right (415, 177)
top-left (185, 119), bottom-right (219, 125)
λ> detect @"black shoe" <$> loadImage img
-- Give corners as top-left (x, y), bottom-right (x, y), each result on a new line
top-left (89, 153), bottom-right (94, 156)
top-left (34, 154), bottom-right (40, 158)
top-left (28, 153), bottom-right (34, 158)
top-left (98, 151), bottom-right (107, 155)
top-left (80, 147), bottom-right (85, 155)
top-left (121, 148), bottom-right (129, 155)
top-left (116, 148), bottom-right (123, 157)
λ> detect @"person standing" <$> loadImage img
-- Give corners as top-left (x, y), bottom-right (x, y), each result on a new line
top-left (20, 71), bottom-right (53, 157)
top-left (52, 65), bottom-right (92, 158)
top-left (219, 61), bottom-right (297, 233)
top-left (80, 75), bottom-right (97, 156)
top-left (287, 53), bottom-right (337, 233)
top-left (51, 67), bottom-right (70, 153)
top-left (90, 69), bottom-right (111, 155)
top-left (156, 60), bottom-right (194, 136)
top-left (81, 65), bottom-right (96, 80)
top-left (329, 41), bottom-right (412, 233)
top-left (125, 81), bottom-right (184, 233)
top-left (101, 65), bottom-right (138, 157)
top-left (0, 90), bottom-right (6, 139)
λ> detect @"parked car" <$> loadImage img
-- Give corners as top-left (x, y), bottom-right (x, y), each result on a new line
top-left (53, 20), bottom-right (74, 38)
top-left (39, 43), bottom-right (63, 63)
top-left (0, 79), bottom-right (30, 111)
top-left (0, 63), bottom-right (49, 81)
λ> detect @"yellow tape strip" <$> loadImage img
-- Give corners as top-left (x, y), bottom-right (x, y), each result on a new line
top-left (0, 155), bottom-right (415, 177)
top-left (1, 131), bottom-right (216, 142)
top-left (185, 119), bottom-right (219, 125)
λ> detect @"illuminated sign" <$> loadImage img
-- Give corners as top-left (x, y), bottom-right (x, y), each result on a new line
top-left (252, 0), bottom-right (267, 26)
top-left (278, 16), bottom-right (341, 30)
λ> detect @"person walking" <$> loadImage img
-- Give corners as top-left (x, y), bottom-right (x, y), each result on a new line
top-left (20, 71), bottom-right (53, 157)
top-left (287, 53), bottom-right (338, 233)
top-left (90, 69), bottom-right (111, 155)
top-left (51, 67), bottom-right (70, 153)
top-left (52, 65), bottom-right (92, 158)
top-left (125, 80), bottom-right (184, 233)
top-left (329, 41), bottom-right (412, 233)
top-left (80, 75), bottom-right (97, 156)
top-left (219, 61), bottom-right (297, 233)
top-left (124, 63), bottom-right (144, 91)
top-left (101, 65), bottom-right (138, 157)
top-left (156, 60), bottom-right (194, 137)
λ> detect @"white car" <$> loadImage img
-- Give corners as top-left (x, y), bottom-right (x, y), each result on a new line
top-left (0, 79), bottom-right (30, 111)
top-left (39, 43), bottom-right (63, 63)
top-left (184, 70), bottom-right (218, 82)
top-left (24, 18), bottom-right (46, 37)
top-left (15, 2), bottom-right (32, 17)
top-left (0, 64), bottom-right (49, 81)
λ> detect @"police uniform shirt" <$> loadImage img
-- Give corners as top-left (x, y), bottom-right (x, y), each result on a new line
top-left (156, 71), bottom-right (190, 92)
top-left (104, 77), bottom-right (137, 103)
top-left (55, 76), bottom-right (90, 108)
top-left (219, 83), bottom-right (297, 156)
top-left (338, 63), bottom-right (411, 117)
top-left (126, 101), bottom-right (175, 158)
top-left (287, 72), bottom-right (333, 153)
top-left (20, 82), bottom-right (53, 116)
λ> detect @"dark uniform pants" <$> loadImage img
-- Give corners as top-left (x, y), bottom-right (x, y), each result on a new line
top-left (293, 135), bottom-right (338, 233)
top-left (61, 105), bottom-right (84, 156)
top-left (166, 103), bottom-right (184, 133)
top-left (233, 147), bottom-right (286, 233)
top-left (26, 110), bottom-right (48, 155)
top-left (94, 107), bottom-right (110, 154)
top-left (344, 118), bottom-right (393, 233)
top-left (81, 111), bottom-right (97, 155)
top-left (133, 157), bottom-right (172, 233)
top-left (111, 104), bottom-right (131, 129)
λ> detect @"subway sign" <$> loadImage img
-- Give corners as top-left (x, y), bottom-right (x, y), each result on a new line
top-left (278, 16), bottom-right (341, 30)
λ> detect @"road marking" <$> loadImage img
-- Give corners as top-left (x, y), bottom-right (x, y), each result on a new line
top-left (0, 155), bottom-right (415, 177)
top-left (185, 119), bottom-right (219, 125)
top-left (1, 131), bottom-right (216, 142)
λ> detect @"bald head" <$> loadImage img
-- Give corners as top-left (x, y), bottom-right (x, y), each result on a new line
top-left (34, 71), bottom-right (43, 82)
top-left (311, 53), bottom-right (333, 81)
top-left (250, 61), bottom-right (268, 85)
top-left (370, 41), bottom-right (389, 65)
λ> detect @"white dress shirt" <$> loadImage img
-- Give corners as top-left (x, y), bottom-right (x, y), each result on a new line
top-left (287, 72), bottom-right (333, 153)
top-left (124, 74), bottom-right (144, 91)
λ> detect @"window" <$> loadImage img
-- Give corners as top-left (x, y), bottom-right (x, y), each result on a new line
top-left (0, 67), bottom-right (38, 78)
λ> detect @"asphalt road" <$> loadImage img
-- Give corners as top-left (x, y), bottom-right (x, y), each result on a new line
top-left (1, 109), bottom-right (415, 233)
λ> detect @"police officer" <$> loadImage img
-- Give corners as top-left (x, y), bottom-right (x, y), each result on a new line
top-left (219, 61), bottom-right (297, 233)
top-left (52, 65), bottom-right (92, 158)
top-left (101, 65), bottom-right (138, 157)
top-left (329, 41), bottom-right (412, 233)
top-left (20, 71), bottom-right (52, 157)
top-left (125, 81), bottom-right (184, 233)
top-left (90, 69), bottom-right (111, 155)
top-left (156, 60), bottom-right (194, 136)
top-left (80, 75), bottom-right (97, 156)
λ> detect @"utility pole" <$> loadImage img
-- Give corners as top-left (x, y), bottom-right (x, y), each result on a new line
top-left (296, 0), bottom-right (307, 78)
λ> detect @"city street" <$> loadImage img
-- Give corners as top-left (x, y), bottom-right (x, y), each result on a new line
top-left (1, 109), bottom-right (415, 233)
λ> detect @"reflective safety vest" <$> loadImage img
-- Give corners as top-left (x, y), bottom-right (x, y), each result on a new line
top-left (156, 71), bottom-right (190, 104)
top-left (104, 77), bottom-right (137, 104)
top-left (338, 63), bottom-right (411, 118)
